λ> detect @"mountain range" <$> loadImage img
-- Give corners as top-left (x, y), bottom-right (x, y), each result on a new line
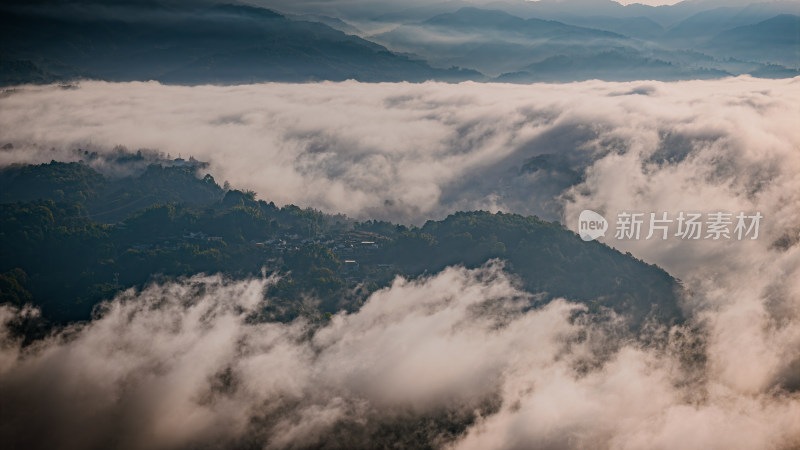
top-left (0, 3), bottom-right (480, 85)
top-left (0, 0), bottom-right (798, 85)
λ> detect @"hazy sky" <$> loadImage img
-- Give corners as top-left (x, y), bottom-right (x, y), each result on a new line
top-left (613, 0), bottom-right (682, 5)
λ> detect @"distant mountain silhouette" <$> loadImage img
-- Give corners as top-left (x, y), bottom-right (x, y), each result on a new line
top-left (0, 3), bottom-right (482, 85)
top-left (1, 1), bottom-right (797, 85)
top-left (497, 49), bottom-right (730, 83)
top-left (374, 7), bottom-right (637, 77)
top-left (424, 7), bottom-right (624, 39)
top-left (705, 14), bottom-right (800, 67)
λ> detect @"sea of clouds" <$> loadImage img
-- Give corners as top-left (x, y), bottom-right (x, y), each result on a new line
top-left (1, 77), bottom-right (799, 449)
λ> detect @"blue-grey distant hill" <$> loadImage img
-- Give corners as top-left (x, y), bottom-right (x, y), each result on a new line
top-left (705, 14), bottom-right (800, 68)
top-left (366, 0), bottom-right (799, 81)
top-left (497, 49), bottom-right (730, 82)
top-left (373, 7), bottom-right (635, 76)
top-left (0, 3), bottom-right (481, 86)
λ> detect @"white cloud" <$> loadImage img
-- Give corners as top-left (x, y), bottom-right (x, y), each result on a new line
top-left (0, 265), bottom-right (578, 449)
top-left (2, 78), bottom-right (797, 227)
top-left (0, 261), bottom-right (798, 449)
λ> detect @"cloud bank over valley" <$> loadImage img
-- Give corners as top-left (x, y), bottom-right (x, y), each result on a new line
top-left (1, 76), bottom-right (800, 448)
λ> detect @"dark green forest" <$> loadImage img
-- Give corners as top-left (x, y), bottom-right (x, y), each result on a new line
top-left (0, 153), bottom-right (683, 337)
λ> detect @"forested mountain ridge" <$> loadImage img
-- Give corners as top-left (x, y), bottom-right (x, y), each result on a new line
top-left (0, 156), bottom-right (683, 334)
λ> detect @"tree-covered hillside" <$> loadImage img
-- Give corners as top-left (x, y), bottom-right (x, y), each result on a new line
top-left (0, 157), bottom-right (683, 332)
